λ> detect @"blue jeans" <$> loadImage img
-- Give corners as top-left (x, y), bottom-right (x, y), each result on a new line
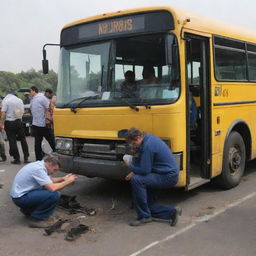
top-left (12, 189), bottom-right (61, 220)
top-left (130, 172), bottom-right (178, 220)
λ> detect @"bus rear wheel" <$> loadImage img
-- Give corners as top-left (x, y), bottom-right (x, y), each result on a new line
top-left (216, 131), bottom-right (246, 189)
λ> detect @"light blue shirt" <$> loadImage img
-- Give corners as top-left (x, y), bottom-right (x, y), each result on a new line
top-left (30, 94), bottom-right (50, 127)
top-left (10, 160), bottom-right (52, 198)
top-left (1, 94), bottom-right (24, 121)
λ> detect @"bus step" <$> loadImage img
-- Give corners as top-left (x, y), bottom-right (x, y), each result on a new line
top-left (187, 177), bottom-right (210, 191)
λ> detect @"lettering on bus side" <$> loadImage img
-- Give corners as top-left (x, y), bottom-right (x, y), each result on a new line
top-left (215, 86), bottom-right (229, 97)
top-left (222, 89), bottom-right (229, 97)
top-left (215, 86), bottom-right (222, 96)
top-left (98, 19), bottom-right (133, 35)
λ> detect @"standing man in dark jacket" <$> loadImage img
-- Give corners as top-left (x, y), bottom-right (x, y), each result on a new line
top-left (124, 127), bottom-right (181, 226)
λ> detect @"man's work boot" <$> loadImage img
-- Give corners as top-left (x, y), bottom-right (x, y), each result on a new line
top-left (170, 206), bottom-right (182, 226)
top-left (11, 159), bottom-right (21, 164)
top-left (0, 144), bottom-right (6, 162)
top-left (27, 217), bottom-right (55, 228)
top-left (129, 217), bottom-right (152, 227)
top-left (0, 155), bottom-right (6, 162)
top-left (24, 158), bottom-right (30, 164)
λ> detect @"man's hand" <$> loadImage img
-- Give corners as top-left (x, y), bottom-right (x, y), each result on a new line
top-left (123, 158), bottom-right (130, 166)
top-left (125, 172), bottom-right (135, 181)
top-left (64, 173), bottom-right (77, 183)
top-left (64, 173), bottom-right (73, 180)
top-left (123, 154), bottom-right (133, 166)
top-left (46, 174), bottom-right (78, 192)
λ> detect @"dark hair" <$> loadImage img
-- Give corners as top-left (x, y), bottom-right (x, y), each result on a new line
top-left (142, 65), bottom-right (155, 78)
top-left (125, 70), bottom-right (135, 78)
top-left (125, 127), bottom-right (144, 143)
top-left (8, 88), bottom-right (16, 94)
top-left (30, 86), bottom-right (38, 93)
top-left (44, 155), bottom-right (61, 168)
top-left (45, 88), bottom-right (53, 94)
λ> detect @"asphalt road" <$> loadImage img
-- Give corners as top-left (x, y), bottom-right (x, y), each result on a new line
top-left (1, 137), bottom-right (256, 256)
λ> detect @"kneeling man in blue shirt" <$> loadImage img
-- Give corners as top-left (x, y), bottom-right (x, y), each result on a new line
top-left (124, 127), bottom-right (182, 226)
top-left (10, 155), bottom-right (77, 228)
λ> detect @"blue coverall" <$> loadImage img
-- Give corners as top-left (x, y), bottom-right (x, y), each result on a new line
top-left (130, 134), bottom-right (179, 220)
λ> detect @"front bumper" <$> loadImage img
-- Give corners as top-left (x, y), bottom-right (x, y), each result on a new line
top-left (53, 151), bottom-right (183, 180)
top-left (53, 153), bottom-right (130, 180)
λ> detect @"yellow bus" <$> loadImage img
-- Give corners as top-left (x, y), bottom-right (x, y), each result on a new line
top-left (43, 6), bottom-right (256, 190)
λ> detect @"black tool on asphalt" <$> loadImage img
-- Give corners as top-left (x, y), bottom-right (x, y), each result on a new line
top-left (44, 219), bottom-right (68, 236)
top-left (58, 194), bottom-right (96, 216)
top-left (65, 224), bottom-right (89, 241)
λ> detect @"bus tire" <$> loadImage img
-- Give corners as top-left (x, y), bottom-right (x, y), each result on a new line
top-left (216, 131), bottom-right (246, 189)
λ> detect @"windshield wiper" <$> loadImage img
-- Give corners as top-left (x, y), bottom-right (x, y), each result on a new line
top-left (119, 97), bottom-right (139, 112)
top-left (63, 96), bottom-right (88, 107)
top-left (67, 95), bottom-right (100, 113)
top-left (139, 98), bottom-right (151, 110)
top-left (144, 104), bottom-right (151, 109)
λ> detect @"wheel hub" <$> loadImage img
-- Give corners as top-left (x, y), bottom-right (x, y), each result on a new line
top-left (228, 146), bottom-right (241, 174)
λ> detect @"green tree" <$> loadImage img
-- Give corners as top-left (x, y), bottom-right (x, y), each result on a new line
top-left (0, 69), bottom-right (58, 96)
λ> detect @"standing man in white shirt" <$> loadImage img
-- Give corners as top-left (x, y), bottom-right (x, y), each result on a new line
top-left (0, 90), bottom-right (29, 164)
top-left (30, 86), bottom-right (55, 160)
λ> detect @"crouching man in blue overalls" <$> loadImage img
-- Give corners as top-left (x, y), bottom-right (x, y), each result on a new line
top-left (124, 127), bottom-right (182, 227)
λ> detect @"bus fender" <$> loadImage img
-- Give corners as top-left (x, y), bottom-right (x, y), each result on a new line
top-left (224, 119), bottom-right (251, 161)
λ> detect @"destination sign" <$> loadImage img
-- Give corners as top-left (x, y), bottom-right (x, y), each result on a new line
top-left (78, 16), bottom-right (144, 40)
top-left (61, 11), bottom-right (174, 46)
top-left (98, 18), bottom-right (134, 35)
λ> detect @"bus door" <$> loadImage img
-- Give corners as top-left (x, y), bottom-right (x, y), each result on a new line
top-left (185, 34), bottom-right (211, 190)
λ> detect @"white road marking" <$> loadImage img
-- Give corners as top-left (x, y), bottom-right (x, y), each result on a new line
top-left (129, 192), bottom-right (256, 256)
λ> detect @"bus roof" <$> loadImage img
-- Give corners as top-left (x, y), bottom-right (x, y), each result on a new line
top-left (62, 6), bottom-right (256, 44)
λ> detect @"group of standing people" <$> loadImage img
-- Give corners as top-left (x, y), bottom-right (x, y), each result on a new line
top-left (0, 86), bottom-right (56, 164)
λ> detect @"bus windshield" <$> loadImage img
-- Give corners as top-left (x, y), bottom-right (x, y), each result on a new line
top-left (57, 34), bottom-right (180, 108)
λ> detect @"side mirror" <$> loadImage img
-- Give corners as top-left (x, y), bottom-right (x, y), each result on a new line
top-left (42, 43), bottom-right (60, 75)
top-left (42, 49), bottom-right (49, 74)
top-left (42, 59), bottom-right (49, 74)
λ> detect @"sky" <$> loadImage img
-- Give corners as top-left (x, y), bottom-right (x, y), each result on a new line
top-left (0, 0), bottom-right (255, 73)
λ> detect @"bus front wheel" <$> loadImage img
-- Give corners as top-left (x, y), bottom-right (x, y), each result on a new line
top-left (216, 131), bottom-right (246, 189)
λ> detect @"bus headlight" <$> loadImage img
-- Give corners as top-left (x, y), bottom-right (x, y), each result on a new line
top-left (55, 137), bottom-right (73, 155)
top-left (56, 140), bottom-right (64, 149)
top-left (64, 141), bottom-right (72, 150)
